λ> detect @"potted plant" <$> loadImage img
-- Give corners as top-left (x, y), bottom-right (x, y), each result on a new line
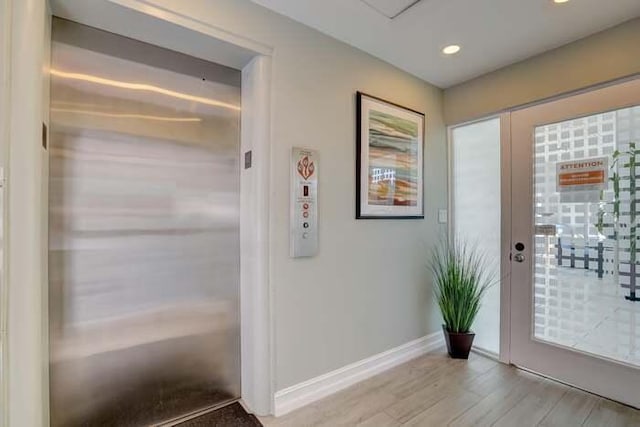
top-left (430, 239), bottom-right (494, 359)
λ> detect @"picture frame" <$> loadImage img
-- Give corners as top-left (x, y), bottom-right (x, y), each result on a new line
top-left (356, 92), bottom-right (425, 219)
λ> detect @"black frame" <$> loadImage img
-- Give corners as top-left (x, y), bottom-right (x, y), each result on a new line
top-left (356, 91), bottom-right (425, 219)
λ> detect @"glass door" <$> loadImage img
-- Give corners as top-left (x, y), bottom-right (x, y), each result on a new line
top-left (451, 117), bottom-right (502, 355)
top-left (510, 78), bottom-right (640, 408)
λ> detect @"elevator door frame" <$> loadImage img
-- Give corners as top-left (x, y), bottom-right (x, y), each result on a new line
top-left (49, 0), bottom-right (276, 416)
top-left (2, 0), bottom-right (276, 422)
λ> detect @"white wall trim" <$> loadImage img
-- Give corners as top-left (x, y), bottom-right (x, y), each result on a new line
top-left (0, 0), bottom-right (11, 423)
top-left (51, 0), bottom-right (271, 71)
top-left (109, 0), bottom-right (272, 55)
top-left (471, 346), bottom-right (500, 362)
top-left (5, 0), bottom-right (49, 425)
top-left (273, 332), bottom-right (444, 417)
top-left (240, 54), bottom-right (273, 416)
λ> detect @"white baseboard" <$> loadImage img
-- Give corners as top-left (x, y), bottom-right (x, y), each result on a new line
top-left (471, 346), bottom-right (500, 362)
top-left (273, 331), bottom-right (444, 416)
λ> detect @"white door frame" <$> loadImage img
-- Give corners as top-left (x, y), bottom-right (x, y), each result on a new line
top-left (509, 77), bottom-right (640, 409)
top-left (3, 0), bottom-right (51, 425)
top-left (2, 0), bottom-right (276, 423)
top-left (499, 112), bottom-right (512, 364)
top-left (0, 0), bottom-right (11, 421)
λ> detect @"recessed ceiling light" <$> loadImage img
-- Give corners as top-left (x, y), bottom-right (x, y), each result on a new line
top-left (553, 0), bottom-right (570, 3)
top-left (442, 45), bottom-right (461, 55)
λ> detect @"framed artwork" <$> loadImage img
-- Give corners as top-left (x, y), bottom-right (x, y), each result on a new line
top-left (356, 92), bottom-right (425, 219)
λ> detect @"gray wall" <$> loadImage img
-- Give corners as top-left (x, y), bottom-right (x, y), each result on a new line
top-left (144, 0), bottom-right (447, 390)
top-left (444, 18), bottom-right (640, 125)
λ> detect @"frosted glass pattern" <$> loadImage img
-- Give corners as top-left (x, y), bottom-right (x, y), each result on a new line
top-left (533, 106), bottom-right (640, 367)
top-left (451, 118), bottom-right (501, 354)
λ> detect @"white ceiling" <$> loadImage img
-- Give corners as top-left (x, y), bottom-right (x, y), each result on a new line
top-left (360, 0), bottom-right (421, 19)
top-left (252, 0), bottom-right (640, 88)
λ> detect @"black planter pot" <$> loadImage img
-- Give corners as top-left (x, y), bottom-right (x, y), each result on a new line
top-left (442, 325), bottom-right (475, 359)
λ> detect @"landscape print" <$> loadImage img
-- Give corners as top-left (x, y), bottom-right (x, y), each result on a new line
top-left (367, 109), bottom-right (419, 206)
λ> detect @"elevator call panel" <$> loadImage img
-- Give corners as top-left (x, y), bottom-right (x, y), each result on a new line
top-left (291, 147), bottom-right (318, 257)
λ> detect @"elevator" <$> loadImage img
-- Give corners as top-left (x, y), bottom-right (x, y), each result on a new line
top-left (48, 18), bottom-right (241, 426)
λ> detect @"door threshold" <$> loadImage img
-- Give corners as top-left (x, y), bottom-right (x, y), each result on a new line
top-left (155, 398), bottom-right (241, 427)
top-left (513, 364), bottom-right (640, 411)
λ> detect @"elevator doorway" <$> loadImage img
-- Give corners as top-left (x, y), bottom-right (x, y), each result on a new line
top-left (48, 18), bottom-right (241, 426)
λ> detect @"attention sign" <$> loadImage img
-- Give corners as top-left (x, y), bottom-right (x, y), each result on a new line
top-left (556, 157), bottom-right (608, 202)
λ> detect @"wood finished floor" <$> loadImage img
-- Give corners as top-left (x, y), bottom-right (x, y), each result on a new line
top-left (259, 349), bottom-right (640, 427)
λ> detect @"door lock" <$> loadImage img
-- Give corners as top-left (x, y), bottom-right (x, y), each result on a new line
top-left (513, 253), bottom-right (525, 263)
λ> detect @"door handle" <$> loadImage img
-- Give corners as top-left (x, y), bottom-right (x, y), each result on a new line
top-left (513, 253), bottom-right (525, 263)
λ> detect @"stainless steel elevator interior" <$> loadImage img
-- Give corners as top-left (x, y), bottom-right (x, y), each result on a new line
top-left (49, 18), bottom-right (241, 426)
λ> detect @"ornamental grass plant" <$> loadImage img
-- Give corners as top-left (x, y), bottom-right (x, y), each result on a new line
top-left (430, 239), bottom-right (495, 334)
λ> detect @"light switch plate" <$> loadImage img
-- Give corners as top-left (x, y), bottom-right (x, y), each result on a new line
top-left (438, 209), bottom-right (448, 224)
